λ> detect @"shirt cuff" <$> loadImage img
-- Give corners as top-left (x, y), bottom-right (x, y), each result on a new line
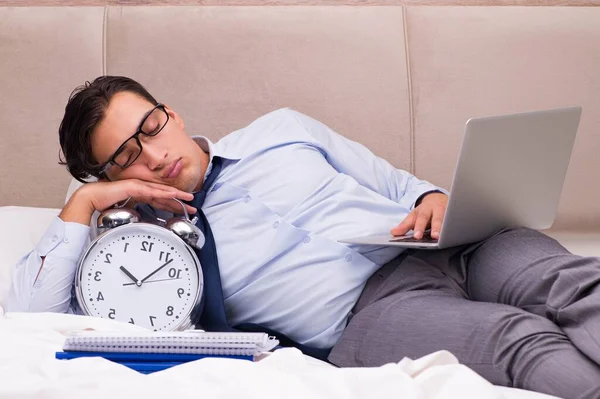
top-left (31, 217), bottom-right (90, 288)
top-left (409, 185), bottom-right (450, 210)
top-left (34, 216), bottom-right (90, 261)
top-left (414, 189), bottom-right (448, 208)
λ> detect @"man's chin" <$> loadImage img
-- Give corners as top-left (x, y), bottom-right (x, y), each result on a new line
top-left (177, 174), bottom-right (201, 193)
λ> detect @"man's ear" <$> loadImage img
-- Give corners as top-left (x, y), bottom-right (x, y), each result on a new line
top-left (163, 104), bottom-right (185, 130)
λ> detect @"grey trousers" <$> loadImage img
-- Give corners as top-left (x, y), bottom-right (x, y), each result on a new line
top-left (328, 227), bottom-right (600, 399)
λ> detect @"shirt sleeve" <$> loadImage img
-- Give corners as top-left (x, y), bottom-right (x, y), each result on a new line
top-left (287, 109), bottom-right (449, 209)
top-left (4, 216), bottom-right (90, 313)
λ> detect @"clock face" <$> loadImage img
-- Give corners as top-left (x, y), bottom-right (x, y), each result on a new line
top-left (76, 223), bottom-right (202, 331)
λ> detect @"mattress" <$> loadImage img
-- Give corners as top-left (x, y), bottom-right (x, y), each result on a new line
top-left (0, 311), bottom-right (558, 399)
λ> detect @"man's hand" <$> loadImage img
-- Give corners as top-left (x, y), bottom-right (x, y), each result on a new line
top-left (391, 192), bottom-right (448, 240)
top-left (59, 179), bottom-right (196, 226)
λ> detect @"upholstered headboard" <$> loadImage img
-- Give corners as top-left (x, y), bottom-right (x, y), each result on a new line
top-left (1, 6), bottom-right (599, 231)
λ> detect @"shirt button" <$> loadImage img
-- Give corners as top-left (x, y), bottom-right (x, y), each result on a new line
top-left (63, 237), bottom-right (69, 244)
top-left (244, 196), bottom-right (251, 203)
top-left (344, 254), bottom-right (353, 262)
top-left (272, 221), bottom-right (280, 229)
top-left (303, 236), bottom-right (311, 244)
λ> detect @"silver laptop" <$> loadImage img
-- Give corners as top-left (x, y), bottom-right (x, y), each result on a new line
top-left (339, 106), bottom-right (582, 250)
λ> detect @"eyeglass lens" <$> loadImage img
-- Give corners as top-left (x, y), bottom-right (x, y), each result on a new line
top-left (113, 107), bottom-right (168, 168)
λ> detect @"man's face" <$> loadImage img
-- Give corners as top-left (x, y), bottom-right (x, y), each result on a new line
top-left (91, 91), bottom-right (206, 192)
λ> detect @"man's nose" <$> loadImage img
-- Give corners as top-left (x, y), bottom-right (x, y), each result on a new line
top-left (141, 142), bottom-right (167, 171)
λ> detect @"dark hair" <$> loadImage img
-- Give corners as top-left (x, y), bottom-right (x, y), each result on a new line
top-left (58, 76), bottom-right (158, 183)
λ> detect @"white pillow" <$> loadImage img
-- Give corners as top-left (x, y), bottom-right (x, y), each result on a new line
top-left (0, 175), bottom-right (80, 307)
top-left (0, 175), bottom-right (96, 308)
top-left (0, 206), bottom-right (60, 306)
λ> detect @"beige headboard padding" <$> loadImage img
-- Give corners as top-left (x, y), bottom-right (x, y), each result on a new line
top-left (1, 6), bottom-right (599, 231)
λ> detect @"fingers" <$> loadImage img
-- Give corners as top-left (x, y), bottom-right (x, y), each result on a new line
top-left (123, 181), bottom-right (196, 215)
top-left (412, 208), bottom-right (432, 240)
top-left (127, 180), bottom-right (194, 202)
top-left (391, 211), bottom-right (416, 236)
top-left (122, 180), bottom-right (189, 204)
top-left (142, 181), bottom-right (194, 200)
top-left (430, 206), bottom-right (445, 239)
top-left (86, 178), bottom-right (195, 214)
top-left (391, 193), bottom-right (448, 239)
top-left (391, 208), bottom-right (433, 239)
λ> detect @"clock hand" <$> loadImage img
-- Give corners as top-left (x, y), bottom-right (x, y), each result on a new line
top-left (139, 259), bottom-right (174, 283)
top-left (119, 266), bottom-right (141, 287)
top-left (123, 277), bottom-right (182, 286)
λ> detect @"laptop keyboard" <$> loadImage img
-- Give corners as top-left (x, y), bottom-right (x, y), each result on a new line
top-left (389, 232), bottom-right (439, 244)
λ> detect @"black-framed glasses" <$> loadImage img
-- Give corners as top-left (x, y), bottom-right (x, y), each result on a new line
top-left (100, 103), bottom-right (169, 175)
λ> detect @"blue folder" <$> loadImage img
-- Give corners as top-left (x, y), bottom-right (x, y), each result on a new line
top-left (55, 351), bottom-right (252, 373)
top-left (56, 351), bottom-right (252, 362)
top-left (114, 361), bottom-right (182, 374)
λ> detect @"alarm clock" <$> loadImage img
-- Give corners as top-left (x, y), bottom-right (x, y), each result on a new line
top-left (74, 198), bottom-right (205, 331)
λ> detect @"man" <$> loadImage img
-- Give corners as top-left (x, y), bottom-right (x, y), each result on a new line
top-left (6, 76), bottom-right (600, 398)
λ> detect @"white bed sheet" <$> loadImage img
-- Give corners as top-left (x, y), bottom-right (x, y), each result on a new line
top-left (0, 206), bottom-right (568, 399)
top-left (0, 311), bottom-right (558, 399)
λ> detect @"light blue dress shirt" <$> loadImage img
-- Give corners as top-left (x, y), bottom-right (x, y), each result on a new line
top-left (5, 108), bottom-right (446, 349)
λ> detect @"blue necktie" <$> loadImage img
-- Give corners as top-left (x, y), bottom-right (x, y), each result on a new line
top-left (187, 156), bottom-right (332, 361)
top-left (186, 157), bottom-right (232, 332)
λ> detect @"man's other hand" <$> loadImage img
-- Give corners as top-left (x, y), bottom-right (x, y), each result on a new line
top-left (59, 179), bottom-right (195, 226)
top-left (391, 193), bottom-right (448, 240)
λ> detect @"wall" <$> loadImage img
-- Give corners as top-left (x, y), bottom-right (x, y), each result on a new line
top-left (1, 0), bottom-right (599, 6)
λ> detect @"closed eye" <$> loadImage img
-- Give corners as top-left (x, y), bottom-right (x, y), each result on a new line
top-left (144, 120), bottom-right (160, 135)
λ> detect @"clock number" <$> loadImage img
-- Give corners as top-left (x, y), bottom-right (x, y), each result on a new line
top-left (108, 308), bottom-right (115, 319)
top-left (177, 288), bottom-right (185, 298)
top-left (128, 318), bottom-right (135, 324)
top-left (141, 241), bottom-right (154, 252)
top-left (94, 271), bottom-right (102, 281)
top-left (149, 315), bottom-right (156, 327)
top-left (104, 253), bottom-right (112, 264)
top-left (159, 251), bottom-right (171, 262)
top-left (96, 291), bottom-right (104, 301)
top-left (168, 268), bottom-right (182, 279)
top-left (123, 242), bottom-right (129, 253)
top-left (166, 306), bottom-right (174, 316)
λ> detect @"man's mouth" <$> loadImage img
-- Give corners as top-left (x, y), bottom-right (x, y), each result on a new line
top-left (163, 158), bottom-right (183, 179)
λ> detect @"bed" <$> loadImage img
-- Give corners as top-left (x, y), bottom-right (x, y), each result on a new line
top-left (2, 4), bottom-right (600, 398)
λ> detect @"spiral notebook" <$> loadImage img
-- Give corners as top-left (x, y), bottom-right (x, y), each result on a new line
top-left (62, 331), bottom-right (280, 356)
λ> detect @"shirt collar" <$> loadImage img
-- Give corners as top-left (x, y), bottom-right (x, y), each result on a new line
top-left (192, 135), bottom-right (240, 182)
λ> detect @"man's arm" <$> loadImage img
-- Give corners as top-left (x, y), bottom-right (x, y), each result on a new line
top-left (286, 109), bottom-right (449, 239)
top-left (4, 217), bottom-right (89, 313)
top-left (287, 109), bottom-right (448, 210)
top-left (4, 179), bottom-right (196, 313)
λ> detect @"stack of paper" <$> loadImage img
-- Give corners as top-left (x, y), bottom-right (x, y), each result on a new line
top-left (56, 330), bottom-right (279, 373)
